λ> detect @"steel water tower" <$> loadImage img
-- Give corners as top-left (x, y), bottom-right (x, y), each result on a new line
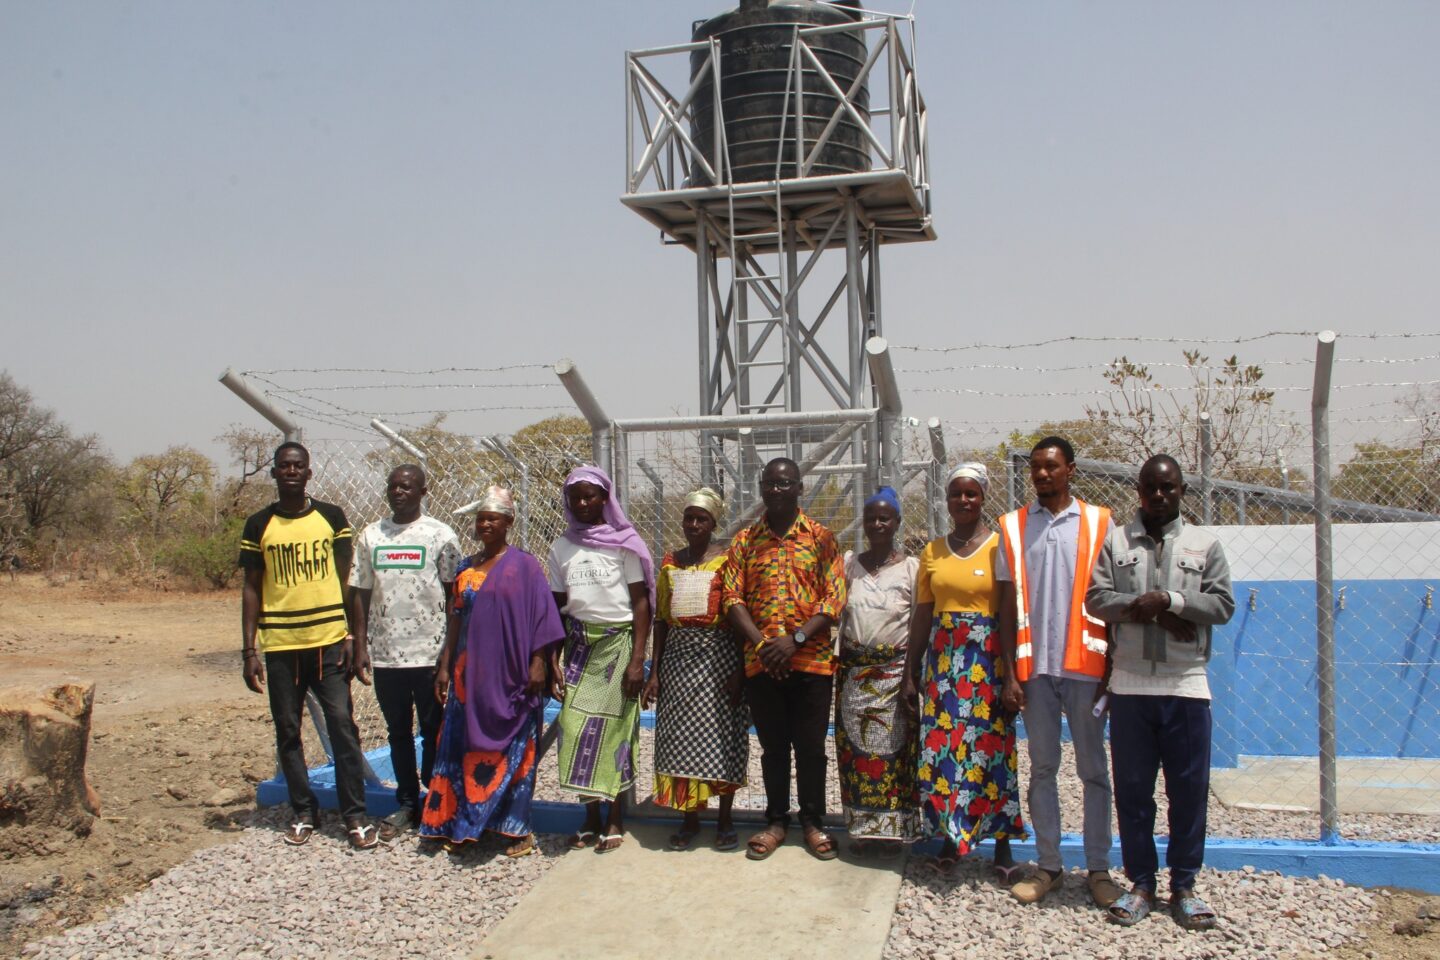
top-left (622, 0), bottom-right (933, 500)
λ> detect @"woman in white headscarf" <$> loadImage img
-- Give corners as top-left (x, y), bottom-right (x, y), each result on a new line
top-left (642, 487), bottom-right (749, 851)
top-left (901, 464), bottom-right (1028, 878)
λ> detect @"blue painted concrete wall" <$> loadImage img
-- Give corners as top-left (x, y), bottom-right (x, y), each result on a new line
top-left (1210, 578), bottom-right (1439, 766)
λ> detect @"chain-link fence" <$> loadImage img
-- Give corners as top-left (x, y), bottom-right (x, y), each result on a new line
top-left (241, 333), bottom-right (1440, 845)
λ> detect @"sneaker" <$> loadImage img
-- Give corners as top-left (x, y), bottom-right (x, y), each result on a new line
top-left (378, 807), bottom-right (420, 842)
top-left (1012, 868), bottom-right (1062, 904)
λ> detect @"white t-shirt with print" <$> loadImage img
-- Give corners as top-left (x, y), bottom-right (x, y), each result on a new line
top-left (349, 515), bottom-right (463, 668)
top-left (546, 538), bottom-right (643, 624)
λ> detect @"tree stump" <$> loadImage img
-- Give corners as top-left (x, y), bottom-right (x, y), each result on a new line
top-left (0, 683), bottom-right (101, 843)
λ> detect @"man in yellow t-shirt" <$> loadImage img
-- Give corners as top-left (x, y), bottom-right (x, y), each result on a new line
top-left (238, 441), bottom-right (376, 849)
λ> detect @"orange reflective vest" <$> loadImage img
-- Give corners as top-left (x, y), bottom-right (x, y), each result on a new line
top-left (997, 499), bottom-right (1111, 682)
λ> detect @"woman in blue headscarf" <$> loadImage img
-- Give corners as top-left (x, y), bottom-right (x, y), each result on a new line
top-left (834, 486), bottom-right (920, 856)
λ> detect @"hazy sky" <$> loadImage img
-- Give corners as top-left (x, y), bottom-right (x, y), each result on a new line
top-left (4, 1), bottom-right (1437, 468)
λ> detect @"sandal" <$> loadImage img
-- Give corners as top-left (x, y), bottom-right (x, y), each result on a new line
top-left (346, 822), bottom-right (380, 851)
top-left (504, 835), bottom-right (538, 858)
top-left (1107, 888), bottom-right (1156, 926)
top-left (1171, 889), bottom-right (1218, 931)
top-left (668, 827), bottom-right (702, 851)
top-left (803, 824), bottom-right (838, 862)
top-left (714, 828), bottom-right (739, 851)
top-left (935, 840), bottom-right (960, 871)
top-left (567, 830), bottom-right (598, 850)
top-left (283, 820), bottom-right (316, 846)
top-left (992, 862), bottom-right (1026, 887)
top-left (597, 830), bottom-right (625, 853)
top-left (745, 822), bottom-right (787, 861)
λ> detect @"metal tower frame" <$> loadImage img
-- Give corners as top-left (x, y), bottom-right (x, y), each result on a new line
top-left (622, 5), bottom-right (933, 499)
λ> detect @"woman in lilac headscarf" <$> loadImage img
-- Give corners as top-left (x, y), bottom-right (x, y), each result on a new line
top-left (547, 465), bottom-right (654, 852)
top-left (420, 486), bottom-right (565, 857)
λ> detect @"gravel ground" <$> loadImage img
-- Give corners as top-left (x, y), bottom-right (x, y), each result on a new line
top-left (536, 729), bottom-right (1440, 843)
top-left (20, 808), bottom-right (566, 960)
top-left (885, 857), bottom-right (1378, 960)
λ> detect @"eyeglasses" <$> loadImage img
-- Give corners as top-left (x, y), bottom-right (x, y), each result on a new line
top-left (759, 478), bottom-right (798, 491)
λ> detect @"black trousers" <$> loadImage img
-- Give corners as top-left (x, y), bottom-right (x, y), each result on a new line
top-left (265, 641), bottom-right (367, 821)
top-left (373, 665), bottom-right (443, 813)
top-left (1109, 693), bottom-right (1212, 893)
top-left (745, 670), bottom-right (834, 828)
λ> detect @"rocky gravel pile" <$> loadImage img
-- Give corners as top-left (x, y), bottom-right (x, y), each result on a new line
top-left (20, 809), bottom-right (565, 960)
top-left (886, 856), bottom-right (1377, 960)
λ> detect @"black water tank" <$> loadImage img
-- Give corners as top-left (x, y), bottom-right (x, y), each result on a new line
top-left (689, 0), bottom-right (870, 185)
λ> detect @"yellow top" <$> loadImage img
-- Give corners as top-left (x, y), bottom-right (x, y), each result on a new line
top-left (915, 532), bottom-right (1005, 615)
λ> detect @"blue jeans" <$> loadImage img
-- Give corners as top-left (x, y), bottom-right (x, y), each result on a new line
top-left (1109, 694), bottom-right (1211, 893)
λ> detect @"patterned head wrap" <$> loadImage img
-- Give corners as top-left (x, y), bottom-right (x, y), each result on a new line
top-left (683, 486), bottom-right (726, 525)
top-left (863, 485), bottom-right (901, 516)
top-left (475, 485), bottom-right (515, 517)
top-left (946, 462), bottom-right (990, 492)
top-left (562, 465), bottom-right (656, 609)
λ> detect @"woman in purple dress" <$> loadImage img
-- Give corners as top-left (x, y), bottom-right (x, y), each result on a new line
top-left (420, 487), bottom-right (565, 856)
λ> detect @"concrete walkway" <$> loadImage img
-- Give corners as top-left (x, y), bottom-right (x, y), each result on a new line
top-left (475, 823), bottom-right (904, 960)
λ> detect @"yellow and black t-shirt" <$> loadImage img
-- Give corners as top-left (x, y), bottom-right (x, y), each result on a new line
top-left (238, 500), bottom-right (354, 653)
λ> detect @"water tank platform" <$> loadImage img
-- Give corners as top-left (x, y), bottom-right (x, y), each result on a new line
top-left (621, 168), bottom-right (934, 254)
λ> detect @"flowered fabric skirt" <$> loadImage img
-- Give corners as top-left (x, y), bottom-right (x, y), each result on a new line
top-left (419, 641), bottom-right (540, 843)
top-left (653, 624), bottom-right (749, 811)
top-left (917, 611), bottom-right (1027, 853)
top-left (835, 643), bottom-right (920, 840)
top-left (556, 619), bottom-right (640, 801)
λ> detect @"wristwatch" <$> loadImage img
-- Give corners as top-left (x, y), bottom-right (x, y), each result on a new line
top-left (793, 629), bottom-right (808, 648)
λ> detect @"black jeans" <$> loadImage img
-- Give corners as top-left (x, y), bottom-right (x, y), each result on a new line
top-left (265, 641), bottom-right (367, 821)
top-left (373, 665), bottom-right (442, 813)
top-left (745, 670), bottom-right (834, 828)
top-left (1109, 693), bottom-right (1212, 893)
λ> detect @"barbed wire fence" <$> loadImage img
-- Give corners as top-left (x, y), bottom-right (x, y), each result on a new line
top-left (233, 329), bottom-right (1440, 843)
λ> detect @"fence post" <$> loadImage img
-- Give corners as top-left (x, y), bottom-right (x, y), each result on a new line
top-left (1199, 411), bottom-right (1214, 524)
top-left (554, 358), bottom-right (613, 475)
top-left (865, 337), bottom-right (903, 492)
top-left (927, 417), bottom-right (946, 540)
top-left (218, 369), bottom-right (302, 442)
top-left (369, 418), bottom-right (428, 463)
top-left (1311, 330), bottom-right (1340, 843)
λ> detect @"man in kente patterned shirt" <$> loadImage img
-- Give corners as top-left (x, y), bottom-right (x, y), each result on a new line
top-left (722, 457), bottom-right (847, 862)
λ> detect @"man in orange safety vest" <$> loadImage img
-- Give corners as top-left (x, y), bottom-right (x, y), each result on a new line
top-left (997, 437), bottom-right (1122, 909)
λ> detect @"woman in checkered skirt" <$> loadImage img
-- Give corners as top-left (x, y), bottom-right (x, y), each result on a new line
top-left (643, 487), bottom-right (750, 851)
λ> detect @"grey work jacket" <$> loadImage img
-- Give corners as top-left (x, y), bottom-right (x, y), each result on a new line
top-left (1086, 513), bottom-right (1235, 674)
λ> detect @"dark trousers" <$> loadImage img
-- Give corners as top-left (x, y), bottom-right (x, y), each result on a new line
top-left (265, 641), bottom-right (367, 821)
top-left (373, 665), bottom-right (442, 813)
top-left (746, 671), bottom-right (834, 828)
top-left (1109, 693), bottom-right (1212, 893)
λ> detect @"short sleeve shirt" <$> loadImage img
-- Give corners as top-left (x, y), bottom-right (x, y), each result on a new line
top-left (348, 515), bottom-right (463, 668)
top-left (239, 499), bottom-right (353, 653)
top-left (546, 539), bottom-right (643, 624)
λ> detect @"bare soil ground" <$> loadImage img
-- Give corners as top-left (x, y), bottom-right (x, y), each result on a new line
top-left (0, 572), bottom-right (1435, 959)
top-left (0, 574), bottom-right (271, 957)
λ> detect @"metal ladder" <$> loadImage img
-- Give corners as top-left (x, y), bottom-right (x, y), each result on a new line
top-left (726, 178), bottom-right (790, 416)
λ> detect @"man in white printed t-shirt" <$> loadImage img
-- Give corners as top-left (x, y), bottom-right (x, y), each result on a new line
top-left (350, 464), bottom-right (462, 838)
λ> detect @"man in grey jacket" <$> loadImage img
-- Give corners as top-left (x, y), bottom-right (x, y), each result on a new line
top-left (1087, 454), bottom-right (1235, 930)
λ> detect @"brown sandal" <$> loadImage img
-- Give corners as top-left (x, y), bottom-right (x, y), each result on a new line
top-left (803, 824), bottom-right (838, 861)
top-left (745, 822), bottom-right (787, 861)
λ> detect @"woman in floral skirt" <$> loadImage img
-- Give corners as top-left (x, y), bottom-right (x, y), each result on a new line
top-left (901, 464), bottom-right (1027, 879)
